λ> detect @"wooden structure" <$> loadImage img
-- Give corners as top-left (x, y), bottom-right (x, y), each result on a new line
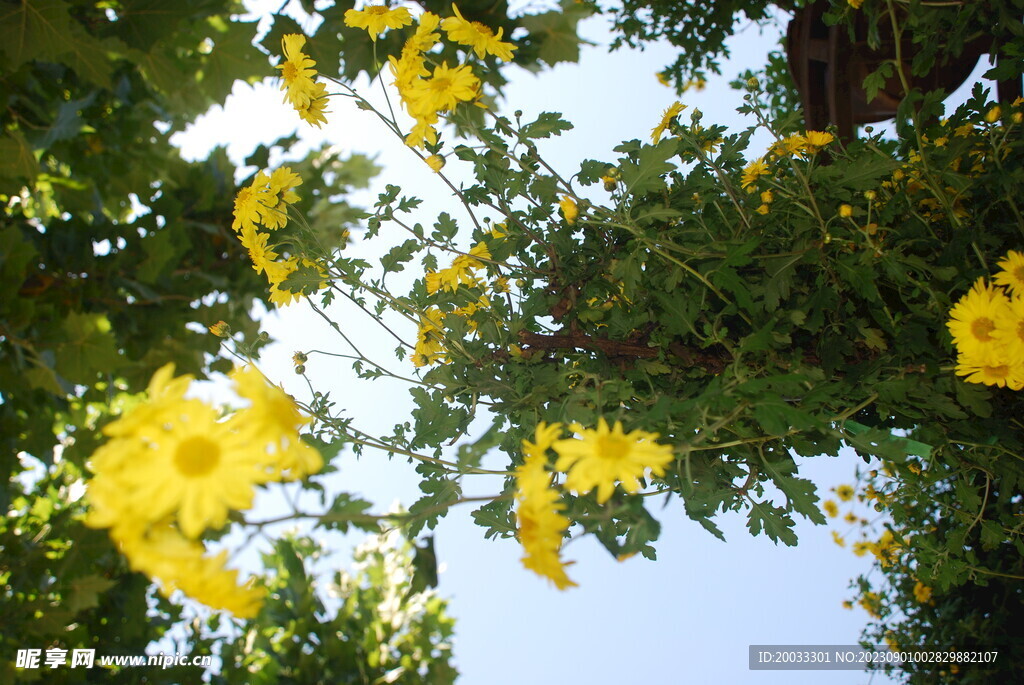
top-left (786, 1), bottom-right (1022, 140)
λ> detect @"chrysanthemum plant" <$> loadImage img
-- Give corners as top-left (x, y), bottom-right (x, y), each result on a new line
top-left (92, 3), bottom-right (1024, 603)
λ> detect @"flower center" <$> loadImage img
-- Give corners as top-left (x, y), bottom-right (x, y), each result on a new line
top-left (430, 77), bottom-right (453, 93)
top-left (369, 6), bottom-right (389, 15)
top-left (984, 365), bottom-right (1009, 377)
top-left (174, 436), bottom-right (220, 477)
top-left (596, 434), bottom-right (630, 461)
top-left (281, 61), bottom-right (299, 81)
top-left (971, 317), bottom-right (995, 341)
top-left (471, 21), bottom-right (494, 38)
top-left (1015, 265), bottom-right (1024, 283)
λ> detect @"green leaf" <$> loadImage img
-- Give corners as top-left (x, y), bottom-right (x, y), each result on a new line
top-left (55, 312), bottom-right (121, 383)
top-left (472, 499), bottom-right (517, 540)
top-left (66, 574), bottom-right (116, 614)
top-left (380, 239), bottom-right (420, 274)
top-left (747, 501), bottom-right (798, 546)
top-left (58, 23), bottom-right (118, 88)
top-left (115, 0), bottom-right (199, 49)
top-left (619, 139), bottom-right (677, 195)
top-left (0, 131), bottom-right (40, 184)
top-left (200, 20), bottom-right (263, 100)
top-left (0, 0), bottom-right (74, 69)
top-left (280, 262), bottom-right (327, 295)
top-left (518, 3), bottom-right (591, 67)
top-left (520, 111), bottom-right (573, 139)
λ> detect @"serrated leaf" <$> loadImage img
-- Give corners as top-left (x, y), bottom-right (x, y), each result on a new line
top-left (66, 574), bottom-right (116, 614)
top-left (280, 262), bottom-right (327, 295)
top-left (55, 312), bottom-right (120, 383)
top-left (58, 23), bottom-right (118, 88)
top-left (747, 501), bottom-right (798, 546)
top-left (619, 139), bottom-right (677, 196)
top-left (200, 20), bottom-right (263, 100)
top-left (0, 131), bottom-right (39, 183)
top-left (520, 111), bottom-right (573, 139)
top-left (471, 499), bottom-right (517, 540)
top-left (0, 0), bottom-right (74, 69)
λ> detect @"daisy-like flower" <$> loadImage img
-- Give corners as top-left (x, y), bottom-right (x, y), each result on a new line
top-left (651, 101), bottom-right (685, 144)
top-left (913, 581), bottom-right (933, 604)
top-left (994, 250), bottom-right (1024, 297)
top-left (515, 423), bottom-right (576, 589)
top-left (232, 180), bottom-right (273, 233)
top-left (831, 531), bottom-right (846, 547)
top-left (277, 34), bottom-right (318, 108)
top-left (105, 397), bottom-right (270, 538)
top-left (995, 294), bottom-right (1024, 363)
top-left (412, 307), bottom-right (447, 366)
top-left (232, 366), bottom-right (323, 480)
top-left (955, 356), bottom-right (1024, 389)
top-left (408, 11), bottom-right (441, 52)
top-left (836, 484), bottom-right (855, 502)
top-left (441, 3), bottom-right (516, 62)
top-left (822, 499), bottom-right (838, 517)
top-left (552, 418), bottom-right (674, 503)
top-left (425, 154), bottom-right (445, 172)
top-left (408, 62), bottom-right (480, 116)
top-left (238, 226), bottom-right (278, 276)
top-left (296, 80), bottom-right (331, 129)
top-left (559, 196), bottom-right (578, 225)
top-left (741, 159), bottom-right (769, 191)
top-left (344, 4), bottom-right (413, 41)
top-left (805, 130), bottom-right (834, 150)
top-left (947, 277), bottom-right (1012, 364)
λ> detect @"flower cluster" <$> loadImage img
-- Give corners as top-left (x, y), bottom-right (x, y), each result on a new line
top-left (232, 166), bottom-right (328, 307)
top-left (512, 419), bottom-right (674, 587)
top-left (85, 365), bottom-right (322, 617)
top-left (277, 34), bottom-right (330, 128)
top-left (365, 5), bottom-right (515, 148)
top-left (946, 250), bottom-right (1024, 389)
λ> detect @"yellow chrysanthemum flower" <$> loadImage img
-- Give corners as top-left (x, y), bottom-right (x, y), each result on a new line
top-left (559, 196), bottom-right (578, 225)
top-left (99, 398), bottom-right (269, 538)
top-left (408, 11), bottom-right (441, 52)
top-left (955, 356), bottom-right (1024, 389)
top-left (995, 294), bottom-right (1024, 364)
top-left (836, 484), bottom-right (854, 502)
top-left (425, 154), bottom-right (445, 172)
top-left (831, 531), bottom-right (846, 547)
top-left (741, 159), bottom-right (768, 191)
top-left (296, 80), bottom-right (331, 128)
top-left (413, 307), bottom-right (447, 367)
top-left (822, 499), bottom-right (839, 517)
top-left (805, 130), bottom-right (834, 149)
top-left (913, 581), bottom-right (933, 604)
top-left (441, 3), bottom-right (516, 62)
top-left (408, 62), bottom-right (480, 116)
top-left (552, 418), bottom-right (674, 503)
top-left (994, 250), bottom-right (1024, 297)
top-left (344, 4), bottom-right (413, 41)
top-left (515, 423), bottom-right (576, 589)
top-left (844, 511), bottom-right (858, 524)
top-left (852, 540), bottom-right (870, 556)
top-left (238, 225), bottom-right (279, 276)
top-left (651, 101), bottom-right (685, 144)
top-left (277, 34), bottom-right (318, 109)
top-left (231, 366), bottom-right (323, 480)
top-left (947, 277), bottom-right (1012, 364)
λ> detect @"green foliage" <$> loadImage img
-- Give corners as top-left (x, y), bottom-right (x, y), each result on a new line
top-left (214, 533), bottom-right (457, 685)
top-left (0, 0), bottom-right (382, 678)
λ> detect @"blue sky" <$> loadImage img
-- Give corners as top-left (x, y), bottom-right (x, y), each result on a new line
top-left (161, 2), bottom-right (975, 682)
